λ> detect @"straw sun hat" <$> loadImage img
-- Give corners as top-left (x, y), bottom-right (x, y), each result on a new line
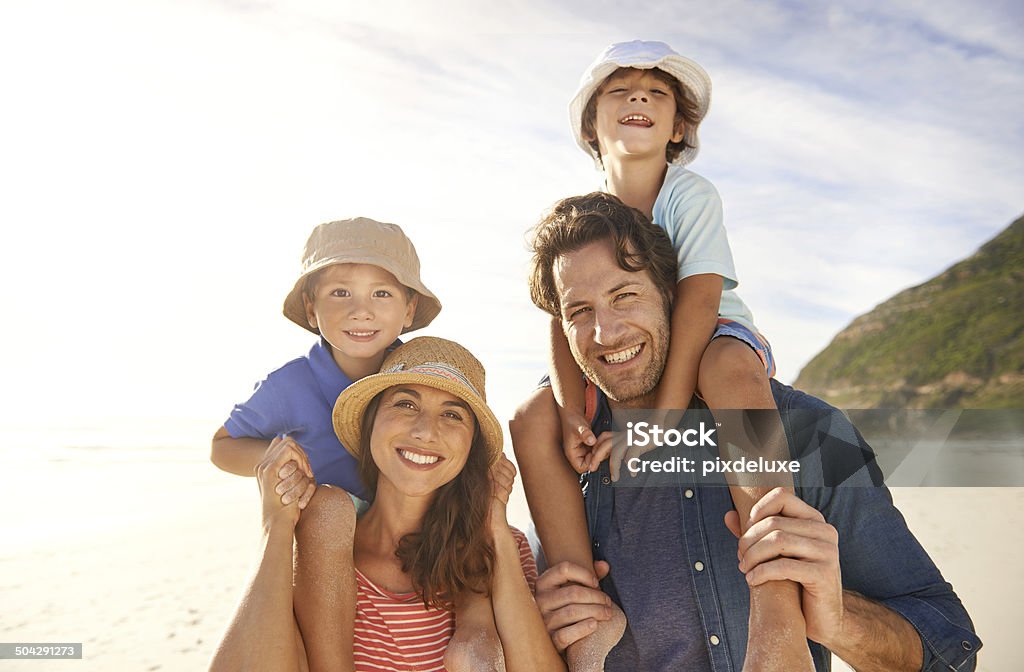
top-left (569, 40), bottom-right (712, 167)
top-left (332, 337), bottom-right (503, 465)
top-left (282, 217), bottom-right (442, 334)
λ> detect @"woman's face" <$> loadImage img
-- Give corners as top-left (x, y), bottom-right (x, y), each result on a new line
top-left (369, 383), bottom-right (476, 498)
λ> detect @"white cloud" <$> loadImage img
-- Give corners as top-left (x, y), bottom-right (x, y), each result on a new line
top-left (0, 0), bottom-right (1020, 422)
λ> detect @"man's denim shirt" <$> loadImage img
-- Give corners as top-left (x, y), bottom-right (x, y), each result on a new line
top-left (582, 379), bottom-right (981, 671)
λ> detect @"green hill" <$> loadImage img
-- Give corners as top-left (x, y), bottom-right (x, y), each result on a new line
top-left (794, 213), bottom-right (1024, 409)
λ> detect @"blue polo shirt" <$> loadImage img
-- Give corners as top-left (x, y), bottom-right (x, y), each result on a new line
top-left (224, 339), bottom-right (369, 500)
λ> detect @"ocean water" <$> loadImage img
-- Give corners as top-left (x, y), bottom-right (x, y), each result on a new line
top-left (0, 417), bottom-right (535, 553)
top-left (0, 419), bottom-right (238, 551)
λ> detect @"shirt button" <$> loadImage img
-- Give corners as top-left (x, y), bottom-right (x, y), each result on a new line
top-left (710, 635), bottom-right (720, 646)
top-left (962, 641), bottom-right (973, 651)
top-left (684, 489), bottom-right (694, 498)
top-left (601, 476), bottom-right (611, 485)
top-left (694, 561), bottom-right (705, 572)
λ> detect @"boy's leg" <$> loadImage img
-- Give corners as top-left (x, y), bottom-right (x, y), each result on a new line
top-left (445, 591), bottom-right (504, 672)
top-left (698, 337), bottom-right (813, 672)
top-left (293, 486), bottom-right (357, 672)
top-left (509, 387), bottom-right (625, 672)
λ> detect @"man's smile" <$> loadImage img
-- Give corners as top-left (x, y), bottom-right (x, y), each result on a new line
top-left (601, 343), bottom-right (644, 364)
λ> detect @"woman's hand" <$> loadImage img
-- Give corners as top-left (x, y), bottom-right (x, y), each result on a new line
top-left (256, 436), bottom-right (316, 532)
top-left (488, 454), bottom-right (516, 531)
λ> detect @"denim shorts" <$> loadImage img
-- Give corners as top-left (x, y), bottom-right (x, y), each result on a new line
top-left (712, 318), bottom-right (776, 378)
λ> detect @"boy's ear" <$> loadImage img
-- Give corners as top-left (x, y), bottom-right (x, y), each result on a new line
top-left (671, 119), bottom-right (686, 145)
top-left (302, 294), bottom-right (318, 330)
top-left (403, 293), bottom-right (419, 328)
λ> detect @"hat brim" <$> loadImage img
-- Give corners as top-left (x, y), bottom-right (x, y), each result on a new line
top-left (283, 254), bottom-right (442, 334)
top-left (332, 371), bottom-right (503, 467)
top-left (569, 54), bottom-right (711, 167)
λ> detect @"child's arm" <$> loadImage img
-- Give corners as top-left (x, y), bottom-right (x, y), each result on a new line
top-left (212, 431), bottom-right (316, 510)
top-left (548, 317), bottom-right (598, 472)
top-left (654, 274), bottom-right (723, 410)
top-left (211, 426), bottom-right (273, 476)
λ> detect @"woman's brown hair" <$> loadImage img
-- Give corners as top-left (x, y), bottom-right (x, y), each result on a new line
top-left (357, 392), bottom-right (495, 610)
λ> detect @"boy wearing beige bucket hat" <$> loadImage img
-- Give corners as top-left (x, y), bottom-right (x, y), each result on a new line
top-left (209, 217), bottom-right (440, 672)
top-left (211, 217), bottom-right (441, 501)
top-left (512, 41), bottom-right (814, 670)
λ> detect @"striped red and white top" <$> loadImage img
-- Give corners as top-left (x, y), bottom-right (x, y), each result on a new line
top-left (352, 527), bottom-right (537, 672)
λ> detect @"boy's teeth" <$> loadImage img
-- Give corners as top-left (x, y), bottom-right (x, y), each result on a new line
top-left (603, 345), bottom-right (642, 364)
top-left (621, 114), bottom-right (652, 125)
top-left (400, 449), bottom-right (440, 465)
top-left (348, 330), bottom-right (375, 336)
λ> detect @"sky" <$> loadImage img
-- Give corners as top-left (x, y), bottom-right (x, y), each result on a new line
top-left (0, 0), bottom-right (1021, 433)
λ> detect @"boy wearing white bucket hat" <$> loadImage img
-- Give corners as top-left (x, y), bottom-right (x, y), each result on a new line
top-left (512, 41), bottom-right (814, 670)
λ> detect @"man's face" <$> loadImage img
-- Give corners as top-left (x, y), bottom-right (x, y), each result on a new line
top-left (553, 238), bottom-right (670, 406)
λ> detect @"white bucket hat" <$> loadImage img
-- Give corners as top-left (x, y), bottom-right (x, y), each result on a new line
top-left (569, 40), bottom-right (712, 167)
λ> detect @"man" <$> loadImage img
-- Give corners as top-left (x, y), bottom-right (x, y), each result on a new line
top-left (511, 192), bottom-right (980, 671)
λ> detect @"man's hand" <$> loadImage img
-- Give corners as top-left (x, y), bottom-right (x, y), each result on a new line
top-left (534, 560), bottom-right (614, 652)
top-left (724, 487), bottom-right (844, 646)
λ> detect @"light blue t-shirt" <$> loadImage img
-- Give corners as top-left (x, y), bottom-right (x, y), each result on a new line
top-left (651, 165), bottom-right (757, 331)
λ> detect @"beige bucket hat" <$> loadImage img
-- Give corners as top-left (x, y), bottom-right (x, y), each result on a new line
top-left (569, 40), bottom-right (712, 167)
top-left (332, 336), bottom-right (503, 466)
top-left (283, 218), bottom-right (442, 334)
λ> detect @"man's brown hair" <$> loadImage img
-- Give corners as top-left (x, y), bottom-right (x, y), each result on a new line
top-left (528, 192), bottom-right (677, 318)
top-left (580, 67), bottom-right (701, 165)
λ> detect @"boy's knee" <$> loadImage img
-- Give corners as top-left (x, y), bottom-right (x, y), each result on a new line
top-left (700, 338), bottom-right (768, 390)
top-left (296, 486), bottom-right (356, 544)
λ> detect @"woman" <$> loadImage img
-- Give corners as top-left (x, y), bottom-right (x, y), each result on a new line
top-left (211, 337), bottom-right (565, 672)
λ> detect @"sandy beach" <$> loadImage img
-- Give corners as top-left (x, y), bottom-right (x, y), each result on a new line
top-left (1, 433), bottom-right (1019, 671)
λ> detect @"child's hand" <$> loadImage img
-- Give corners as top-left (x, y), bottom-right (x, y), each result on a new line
top-left (559, 407), bottom-right (598, 474)
top-left (582, 430), bottom-right (645, 483)
top-left (267, 436), bottom-right (316, 509)
top-left (488, 454), bottom-right (516, 529)
top-left (256, 437), bottom-right (314, 531)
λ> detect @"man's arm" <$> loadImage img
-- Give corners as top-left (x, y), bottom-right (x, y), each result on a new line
top-left (826, 591), bottom-right (923, 672)
top-left (765, 382), bottom-right (982, 671)
top-left (727, 488), bottom-right (932, 671)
